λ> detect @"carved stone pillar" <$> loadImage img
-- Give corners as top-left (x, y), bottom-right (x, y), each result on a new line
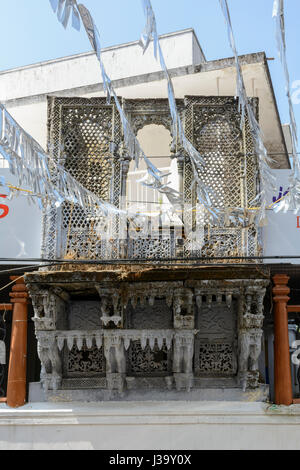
top-left (96, 288), bottom-right (123, 328)
top-left (238, 287), bottom-right (266, 391)
top-left (26, 284), bottom-right (68, 391)
top-left (36, 332), bottom-right (62, 391)
top-left (173, 288), bottom-right (195, 329)
top-left (27, 285), bottom-right (68, 331)
top-left (104, 333), bottom-right (126, 393)
top-left (6, 277), bottom-right (29, 408)
top-left (273, 274), bottom-right (293, 406)
top-left (173, 331), bottom-right (195, 392)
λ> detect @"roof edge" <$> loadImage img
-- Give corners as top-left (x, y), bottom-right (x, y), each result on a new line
top-left (0, 28), bottom-right (203, 76)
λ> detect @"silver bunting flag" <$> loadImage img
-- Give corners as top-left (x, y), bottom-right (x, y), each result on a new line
top-left (0, 103), bottom-right (120, 217)
top-left (49, 0), bottom-right (80, 30)
top-left (139, 0), bottom-right (220, 222)
top-left (219, 0), bottom-right (276, 225)
top-left (76, 3), bottom-right (183, 209)
top-left (140, 0), bottom-right (218, 218)
top-left (0, 175), bottom-right (10, 195)
top-left (273, 0), bottom-right (300, 214)
top-left (273, 0), bottom-right (297, 146)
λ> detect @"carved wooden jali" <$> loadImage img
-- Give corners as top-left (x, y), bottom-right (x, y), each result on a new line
top-left (25, 268), bottom-right (269, 399)
top-left (43, 95), bottom-right (261, 262)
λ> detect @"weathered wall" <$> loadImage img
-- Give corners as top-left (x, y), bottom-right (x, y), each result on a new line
top-left (263, 169), bottom-right (300, 264)
top-left (0, 29), bottom-right (202, 102)
top-left (0, 31), bottom-right (288, 167)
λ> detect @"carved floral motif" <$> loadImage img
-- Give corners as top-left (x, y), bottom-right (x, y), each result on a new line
top-left (28, 278), bottom-right (268, 395)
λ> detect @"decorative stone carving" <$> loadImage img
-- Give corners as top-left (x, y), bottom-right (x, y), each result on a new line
top-left (45, 96), bottom-right (123, 261)
top-left (27, 284), bottom-right (68, 331)
top-left (195, 291), bottom-right (238, 378)
top-left (173, 330), bottom-right (197, 391)
top-left (56, 331), bottom-right (103, 352)
top-left (238, 287), bottom-right (266, 390)
top-left (104, 333), bottom-right (126, 393)
top-left (26, 93), bottom-right (273, 401)
top-left (95, 287), bottom-right (123, 327)
top-left (27, 276), bottom-right (269, 397)
top-left (238, 331), bottom-right (262, 391)
top-left (36, 331), bottom-right (62, 391)
top-left (44, 96), bottom-right (261, 262)
top-left (195, 288), bottom-right (234, 311)
top-left (197, 342), bottom-right (237, 376)
top-left (127, 341), bottom-right (171, 376)
top-left (123, 98), bottom-right (184, 153)
top-left (173, 288), bottom-right (195, 329)
top-left (100, 295), bottom-right (122, 327)
top-left (66, 345), bottom-right (105, 376)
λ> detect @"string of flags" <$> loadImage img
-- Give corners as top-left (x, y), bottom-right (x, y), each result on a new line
top-left (272, 0), bottom-right (300, 214)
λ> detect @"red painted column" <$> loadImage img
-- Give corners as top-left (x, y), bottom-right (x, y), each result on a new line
top-left (6, 277), bottom-right (29, 408)
top-left (273, 274), bottom-right (293, 406)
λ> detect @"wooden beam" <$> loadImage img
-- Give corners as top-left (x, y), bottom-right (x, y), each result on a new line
top-left (0, 398), bottom-right (7, 403)
top-left (287, 305), bottom-right (300, 313)
top-left (293, 399), bottom-right (300, 405)
top-left (0, 304), bottom-right (12, 311)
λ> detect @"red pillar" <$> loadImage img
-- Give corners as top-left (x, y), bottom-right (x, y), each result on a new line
top-left (273, 274), bottom-right (293, 406)
top-left (6, 277), bottom-right (29, 408)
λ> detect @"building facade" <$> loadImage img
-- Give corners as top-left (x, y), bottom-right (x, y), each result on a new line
top-left (1, 29), bottom-right (300, 449)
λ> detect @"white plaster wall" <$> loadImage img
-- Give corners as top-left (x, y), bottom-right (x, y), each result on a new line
top-left (263, 169), bottom-right (300, 264)
top-left (6, 100), bottom-right (48, 149)
top-left (0, 30), bottom-right (198, 102)
top-left (0, 402), bottom-right (300, 450)
top-left (4, 61), bottom-right (286, 158)
top-left (0, 169), bottom-right (42, 262)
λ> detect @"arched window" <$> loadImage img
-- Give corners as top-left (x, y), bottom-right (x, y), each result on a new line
top-left (126, 124), bottom-right (180, 228)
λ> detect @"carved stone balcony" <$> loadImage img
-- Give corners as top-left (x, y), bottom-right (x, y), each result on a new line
top-left (25, 266), bottom-right (269, 401)
top-left (35, 328), bottom-right (197, 393)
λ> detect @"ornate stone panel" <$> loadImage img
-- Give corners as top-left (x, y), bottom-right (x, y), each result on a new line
top-left (237, 286), bottom-right (267, 390)
top-left (125, 298), bottom-right (173, 329)
top-left (127, 340), bottom-right (172, 376)
top-left (44, 96), bottom-right (262, 262)
top-left (46, 96), bottom-right (123, 260)
top-left (64, 344), bottom-right (105, 377)
top-left (128, 238), bottom-right (175, 260)
top-left (27, 285), bottom-right (68, 331)
top-left (27, 276), bottom-right (269, 396)
top-left (183, 96), bottom-right (260, 261)
top-left (123, 98), bottom-right (184, 148)
top-left (194, 299), bottom-right (238, 377)
top-left (197, 343), bottom-right (236, 375)
top-left (68, 301), bottom-right (101, 330)
top-left (184, 96), bottom-right (259, 209)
